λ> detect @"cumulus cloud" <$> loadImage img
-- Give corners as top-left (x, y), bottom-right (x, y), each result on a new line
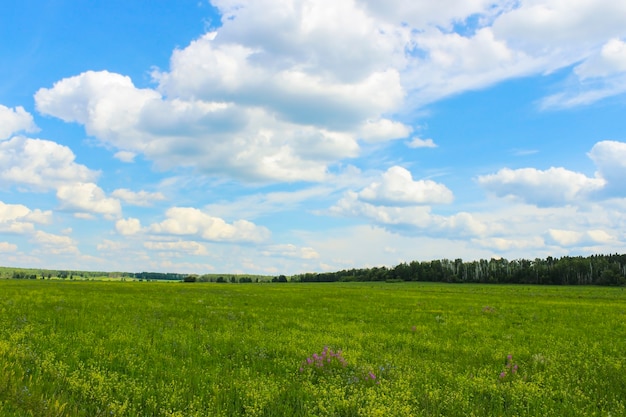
top-left (0, 105), bottom-right (38, 139)
top-left (0, 242), bottom-right (18, 252)
top-left (112, 189), bottom-right (166, 207)
top-left (56, 183), bottom-right (122, 219)
top-left (327, 166), bottom-right (486, 238)
top-left (547, 228), bottom-right (619, 247)
top-left (97, 239), bottom-right (127, 252)
top-left (0, 136), bottom-right (97, 191)
top-left (477, 167), bottom-right (605, 206)
top-left (150, 207), bottom-right (270, 243)
top-left (35, 71), bottom-right (361, 182)
top-left (358, 166), bottom-right (453, 206)
top-left (472, 236), bottom-right (546, 252)
top-left (331, 191), bottom-right (487, 238)
top-left (407, 137), bottom-right (437, 148)
top-left (492, 1), bottom-right (626, 50)
top-left (114, 151), bottom-right (137, 162)
top-left (32, 230), bottom-right (79, 255)
top-left (261, 244), bottom-right (320, 260)
top-left (360, 0), bottom-right (500, 28)
top-left (358, 119), bottom-right (412, 143)
top-left (115, 218), bottom-right (142, 236)
top-left (588, 140), bottom-right (626, 196)
top-left (0, 201), bottom-right (52, 234)
top-left (143, 240), bottom-right (208, 256)
top-left (0, 136), bottom-right (123, 219)
top-left (30, 1), bottom-right (626, 186)
top-left (478, 140), bottom-right (626, 206)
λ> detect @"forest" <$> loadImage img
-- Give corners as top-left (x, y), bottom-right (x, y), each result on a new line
top-left (291, 254), bottom-right (626, 286)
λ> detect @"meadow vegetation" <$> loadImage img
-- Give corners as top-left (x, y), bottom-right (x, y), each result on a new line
top-left (0, 280), bottom-right (625, 416)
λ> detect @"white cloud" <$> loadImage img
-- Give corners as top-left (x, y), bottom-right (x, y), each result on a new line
top-left (472, 236), bottom-right (546, 252)
top-left (0, 136), bottom-right (98, 191)
top-left (405, 27), bottom-right (543, 106)
top-left (97, 239), bottom-right (127, 252)
top-left (492, 1), bottom-right (626, 51)
top-left (0, 136), bottom-right (123, 219)
top-left (0, 200), bottom-right (51, 234)
top-left (358, 119), bottom-right (412, 143)
top-left (547, 228), bottom-right (619, 247)
top-left (261, 244), bottom-right (320, 260)
top-left (331, 191), bottom-right (487, 238)
top-left (0, 105), bottom-right (38, 139)
top-left (114, 151), bottom-right (137, 163)
top-left (0, 242), bottom-right (18, 252)
top-left (477, 167), bottom-right (606, 206)
top-left (56, 183), bottom-right (122, 219)
top-left (32, 230), bottom-right (79, 255)
top-left (112, 189), bottom-right (166, 207)
top-left (362, 0), bottom-right (501, 27)
top-left (588, 140), bottom-right (626, 196)
top-left (575, 38), bottom-right (626, 79)
top-left (328, 166), bottom-right (488, 240)
top-left (35, 71), bottom-right (363, 182)
top-left (150, 207), bottom-right (270, 243)
top-left (115, 218), bottom-right (142, 236)
top-left (358, 166), bottom-right (453, 206)
top-left (404, 1), bottom-right (626, 107)
top-left (35, 70), bottom-right (160, 131)
top-left (144, 240), bottom-right (208, 256)
top-left (478, 140), bottom-right (626, 205)
top-left (407, 137), bottom-right (437, 148)
top-left (546, 229), bottom-right (584, 247)
top-left (31, 1), bottom-right (626, 187)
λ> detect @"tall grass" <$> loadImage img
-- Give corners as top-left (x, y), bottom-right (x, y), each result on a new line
top-left (1, 280), bottom-right (624, 416)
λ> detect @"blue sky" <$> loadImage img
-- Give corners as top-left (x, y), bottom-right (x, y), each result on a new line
top-left (1, 0), bottom-right (626, 275)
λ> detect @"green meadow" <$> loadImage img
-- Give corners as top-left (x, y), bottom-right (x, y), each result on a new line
top-left (0, 280), bottom-right (625, 416)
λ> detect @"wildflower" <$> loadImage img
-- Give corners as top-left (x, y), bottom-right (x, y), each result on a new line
top-left (499, 354), bottom-right (520, 382)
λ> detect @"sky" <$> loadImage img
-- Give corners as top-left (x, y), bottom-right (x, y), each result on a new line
top-left (1, 0), bottom-right (626, 275)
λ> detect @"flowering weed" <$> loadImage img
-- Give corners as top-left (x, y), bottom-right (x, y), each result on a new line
top-left (498, 354), bottom-right (520, 383)
top-left (299, 346), bottom-right (347, 375)
top-left (299, 346), bottom-right (384, 387)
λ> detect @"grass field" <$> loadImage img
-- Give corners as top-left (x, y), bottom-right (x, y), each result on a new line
top-left (0, 280), bottom-right (625, 416)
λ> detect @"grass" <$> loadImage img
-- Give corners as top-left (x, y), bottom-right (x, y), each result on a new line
top-left (0, 280), bottom-right (625, 416)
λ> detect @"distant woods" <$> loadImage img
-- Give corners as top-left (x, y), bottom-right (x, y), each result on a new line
top-left (3, 253), bottom-right (626, 286)
top-left (291, 254), bottom-right (626, 286)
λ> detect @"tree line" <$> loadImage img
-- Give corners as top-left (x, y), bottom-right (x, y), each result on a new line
top-left (290, 254), bottom-right (626, 286)
top-left (5, 253), bottom-right (626, 286)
